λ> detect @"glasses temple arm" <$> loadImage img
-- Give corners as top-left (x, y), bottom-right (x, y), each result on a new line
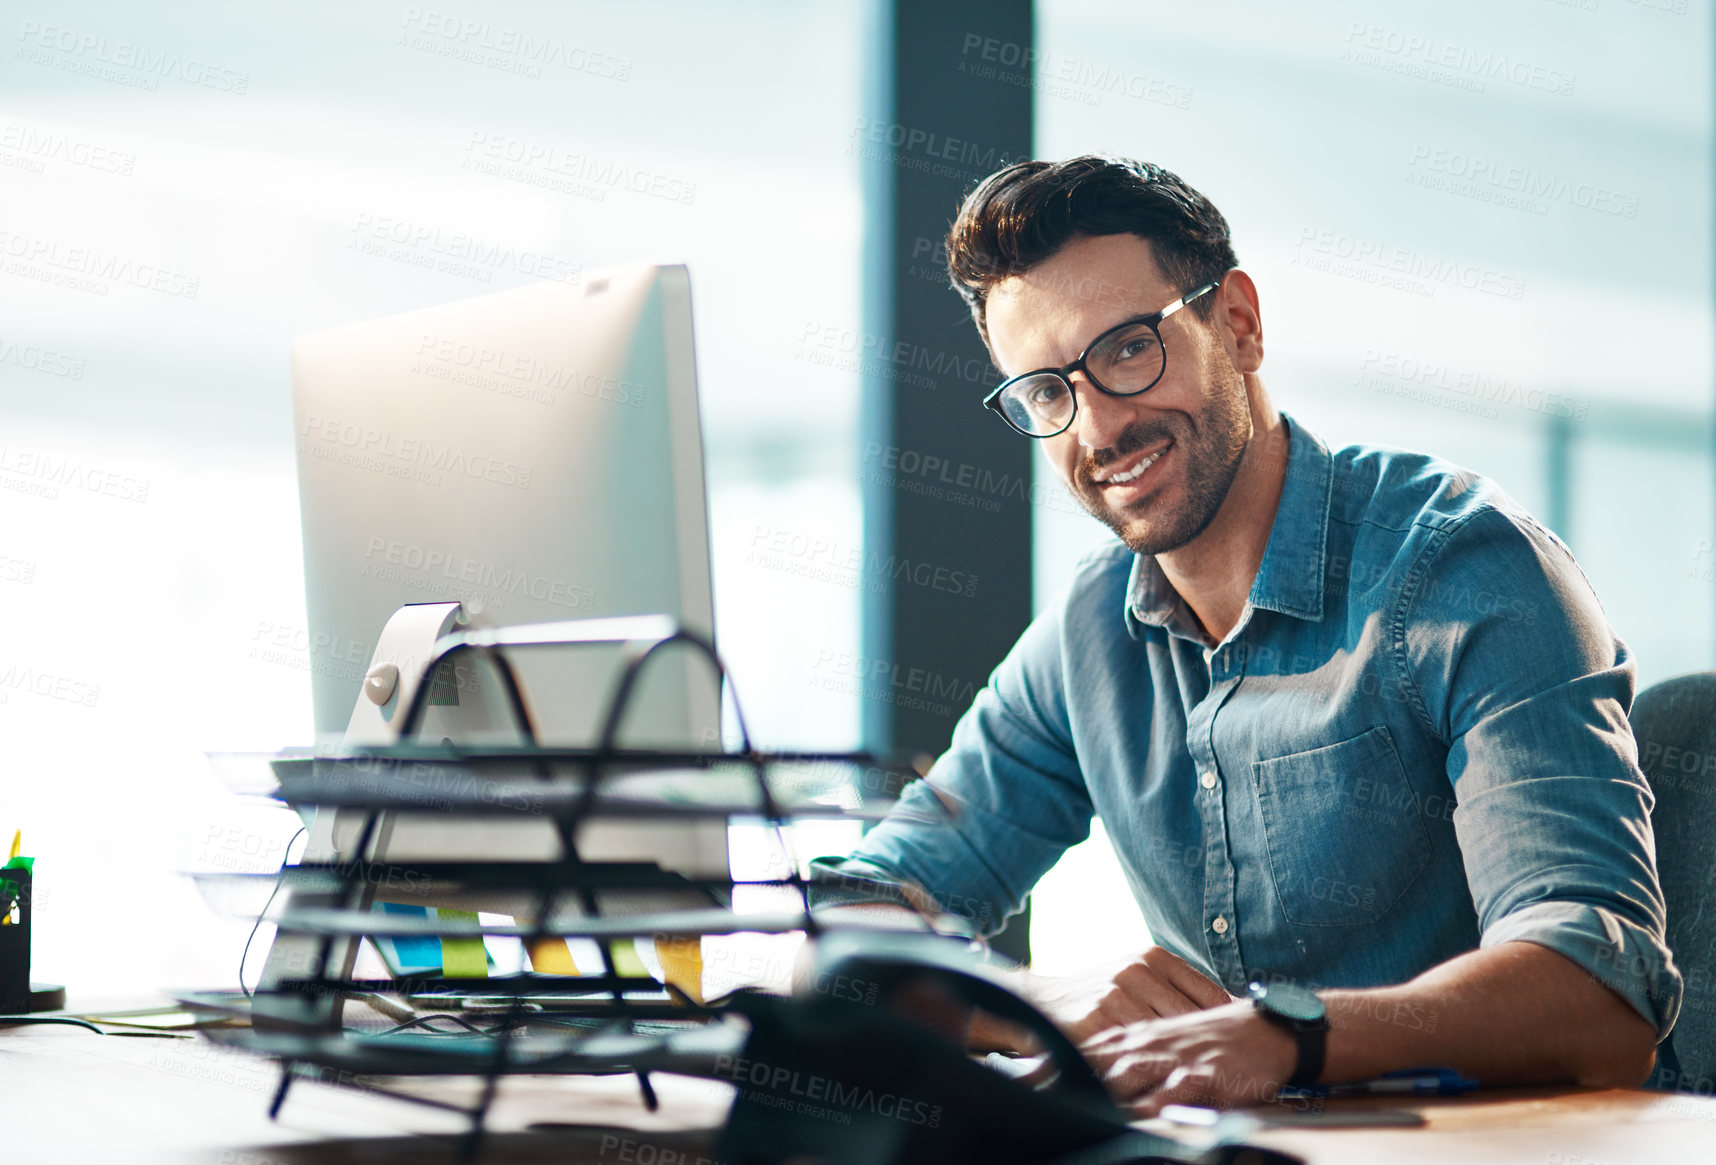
top-left (1157, 280), bottom-right (1221, 323)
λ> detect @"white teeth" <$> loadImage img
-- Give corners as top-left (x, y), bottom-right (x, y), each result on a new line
top-left (1105, 448), bottom-right (1164, 484)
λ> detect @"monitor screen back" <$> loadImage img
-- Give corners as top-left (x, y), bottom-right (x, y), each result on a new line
top-left (292, 263), bottom-right (717, 750)
top-left (289, 264), bottom-right (725, 875)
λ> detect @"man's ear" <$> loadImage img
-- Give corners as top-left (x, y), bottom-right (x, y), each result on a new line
top-left (1216, 269), bottom-right (1263, 375)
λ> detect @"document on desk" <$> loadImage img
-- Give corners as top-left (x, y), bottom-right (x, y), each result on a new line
top-left (63, 1005), bottom-right (239, 1033)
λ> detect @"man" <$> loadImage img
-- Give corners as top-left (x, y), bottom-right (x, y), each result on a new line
top-left (810, 155), bottom-right (1679, 1114)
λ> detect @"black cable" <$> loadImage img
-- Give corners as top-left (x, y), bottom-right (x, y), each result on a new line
top-left (0, 1015), bottom-right (105, 1033)
top-left (375, 1013), bottom-right (497, 1037)
top-left (0, 1014), bottom-right (194, 1037)
top-left (239, 825), bottom-right (308, 997)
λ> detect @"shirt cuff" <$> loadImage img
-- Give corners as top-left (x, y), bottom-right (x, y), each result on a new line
top-left (1480, 899), bottom-right (1682, 1038)
top-left (805, 856), bottom-right (919, 911)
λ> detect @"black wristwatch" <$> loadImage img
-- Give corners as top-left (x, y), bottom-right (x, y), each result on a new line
top-left (1247, 980), bottom-right (1329, 1088)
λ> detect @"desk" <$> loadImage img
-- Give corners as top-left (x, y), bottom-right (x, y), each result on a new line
top-left (1, 1018), bottom-right (732, 1164)
top-left (1233, 1088), bottom-right (1716, 1164)
top-left (5, 1018), bottom-right (1714, 1163)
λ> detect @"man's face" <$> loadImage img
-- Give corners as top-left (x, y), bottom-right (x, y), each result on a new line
top-left (985, 234), bottom-right (1252, 556)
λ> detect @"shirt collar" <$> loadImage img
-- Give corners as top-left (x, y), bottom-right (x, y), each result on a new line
top-left (1124, 411), bottom-right (1332, 636)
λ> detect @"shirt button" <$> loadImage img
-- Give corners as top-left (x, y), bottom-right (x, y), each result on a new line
top-left (1199, 770), bottom-right (1217, 789)
top-left (1212, 916), bottom-right (1229, 935)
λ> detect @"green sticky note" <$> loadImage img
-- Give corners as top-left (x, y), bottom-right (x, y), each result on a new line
top-left (436, 910), bottom-right (488, 979)
top-left (608, 938), bottom-right (648, 978)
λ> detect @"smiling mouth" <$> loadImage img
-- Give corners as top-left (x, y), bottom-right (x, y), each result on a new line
top-left (1092, 442), bottom-right (1171, 487)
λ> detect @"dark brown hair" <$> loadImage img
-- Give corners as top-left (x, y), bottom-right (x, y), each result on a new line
top-left (945, 155), bottom-right (1238, 345)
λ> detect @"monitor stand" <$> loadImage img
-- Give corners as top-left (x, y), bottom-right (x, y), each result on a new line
top-left (252, 603), bottom-right (730, 1025)
top-left (253, 602), bottom-right (465, 1022)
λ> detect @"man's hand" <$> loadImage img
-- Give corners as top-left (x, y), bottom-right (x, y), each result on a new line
top-left (1025, 947), bottom-right (1235, 1044)
top-left (1079, 1000), bottom-right (1297, 1117)
top-left (1073, 941), bottom-right (1660, 1116)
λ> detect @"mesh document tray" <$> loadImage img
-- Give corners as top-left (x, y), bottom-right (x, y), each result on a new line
top-left (180, 616), bottom-right (931, 1154)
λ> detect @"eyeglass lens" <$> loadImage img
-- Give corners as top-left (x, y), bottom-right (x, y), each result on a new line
top-left (995, 322), bottom-right (1165, 436)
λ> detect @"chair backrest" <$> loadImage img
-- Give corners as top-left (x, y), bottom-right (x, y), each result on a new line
top-left (1630, 672), bottom-right (1716, 1096)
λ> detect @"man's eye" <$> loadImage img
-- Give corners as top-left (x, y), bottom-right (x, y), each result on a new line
top-left (1116, 335), bottom-right (1158, 361)
top-left (1027, 382), bottom-right (1065, 406)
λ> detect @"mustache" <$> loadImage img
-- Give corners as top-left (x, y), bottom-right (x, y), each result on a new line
top-left (1078, 422), bottom-right (1176, 484)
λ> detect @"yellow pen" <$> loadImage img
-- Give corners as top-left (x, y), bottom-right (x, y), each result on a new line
top-left (2, 830), bottom-right (17, 924)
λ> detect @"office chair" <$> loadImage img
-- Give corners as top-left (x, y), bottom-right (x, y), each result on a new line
top-left (1630, 672), bottom-right (1716, 1096)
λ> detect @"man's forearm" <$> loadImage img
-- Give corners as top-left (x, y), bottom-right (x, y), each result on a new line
top-left (811, 902), bottom-right (931, 930)
top-left (1320, 940), bottom-right (1657, 1088)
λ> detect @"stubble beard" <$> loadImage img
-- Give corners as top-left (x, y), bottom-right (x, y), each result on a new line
top-left (1073, 365), bottom-right (1253, 557)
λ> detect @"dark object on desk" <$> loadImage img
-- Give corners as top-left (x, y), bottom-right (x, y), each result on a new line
top-left (714, 931), bottom-right (1300, 1165)
top-left (1631, 672), bottom-right (1716, 1098)
top-left (0, 868), bottom-right (65, 1014)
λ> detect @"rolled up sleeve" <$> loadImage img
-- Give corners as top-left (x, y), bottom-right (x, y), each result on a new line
top-left (1403, 506), bottom-right (1681, 1036)
top-left (809, 604), bottom-right (1095, 937)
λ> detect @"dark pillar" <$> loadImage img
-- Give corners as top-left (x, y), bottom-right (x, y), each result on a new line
top-left (860, 0), bottom-right (1035, 960)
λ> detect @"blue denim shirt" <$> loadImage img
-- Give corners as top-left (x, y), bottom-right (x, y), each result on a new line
top-left (817, 412), bottom-right (1680, 1037)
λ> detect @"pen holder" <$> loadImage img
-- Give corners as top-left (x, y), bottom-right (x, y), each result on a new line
top-left (0, 868), bottom-right (64, 1013)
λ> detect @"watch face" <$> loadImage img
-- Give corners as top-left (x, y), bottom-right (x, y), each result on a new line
top-left (1249, 980), bottom-right (1325, 1022)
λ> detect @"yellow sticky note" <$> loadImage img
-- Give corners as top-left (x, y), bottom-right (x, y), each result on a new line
top-left (526, 937), bottom-right (580, 975)
top-left (655, 936), bottom-right (705, 1005)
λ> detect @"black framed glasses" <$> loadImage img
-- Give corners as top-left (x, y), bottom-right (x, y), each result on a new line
top-left (982, 279), bottom-right (1222, 438)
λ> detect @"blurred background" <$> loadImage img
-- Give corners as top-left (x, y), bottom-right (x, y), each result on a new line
top-left (1, 0), bottom-right (1707, 993)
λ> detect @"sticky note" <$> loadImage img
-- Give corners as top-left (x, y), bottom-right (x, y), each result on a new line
top-left (655, 936), bottom-right (705, 1005)
top-left (526, 937), bottom-right (580, 975)
top-left (436, 909), bottom-right (488, 979)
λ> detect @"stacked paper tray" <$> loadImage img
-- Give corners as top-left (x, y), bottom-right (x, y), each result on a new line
top-left (184, 743), bottom-right (922, 1093)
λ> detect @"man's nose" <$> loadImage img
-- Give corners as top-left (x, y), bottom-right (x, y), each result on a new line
top-left (1071, 374), bottom-right (1131, 451)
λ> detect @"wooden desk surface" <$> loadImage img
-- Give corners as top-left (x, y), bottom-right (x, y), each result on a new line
top-left (1, 1021), bottom-right (733, 1164)
top-left (6, 1019), bottom-right (1714, 1163)
top-left (1234, 1087), bottom-right (1716, 1164)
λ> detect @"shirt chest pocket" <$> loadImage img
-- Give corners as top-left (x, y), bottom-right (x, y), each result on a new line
top-left (1249, 725), bottom-right (1433, 927)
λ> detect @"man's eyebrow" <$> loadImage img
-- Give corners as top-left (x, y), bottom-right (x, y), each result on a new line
top-left (995, 350), bottom-right (1044, 380)
top-left (999, 310), bottom-right (1152, 378)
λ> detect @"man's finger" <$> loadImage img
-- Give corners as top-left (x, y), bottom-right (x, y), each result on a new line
top-left (1101, 1049), bottom-right (1178, 1103)
top-left (1140, 947), bottom-right (1235, 1010)
top-left (1128, 1065), bottom-right (1227, 1118)
top-left (968, 1010), bottom-right (1041, 1055)
top-left (1076, 1025), bottom-right (1133, 1075)
top-left (1110, 961), bottom-right (1210, 1019)
top-left (1068, 995), bottom-right (1165, 1044)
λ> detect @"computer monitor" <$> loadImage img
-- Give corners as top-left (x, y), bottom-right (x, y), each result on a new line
top-left (286, 263), bottom-right (727, 877)
top-left (291, 262), bottom-right (719, 754)
top-left (251, 263), bottom-right (735, 1008)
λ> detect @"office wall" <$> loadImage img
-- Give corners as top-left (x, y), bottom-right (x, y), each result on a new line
top-left (1, 2), bottom-right (866, 992)
top-left (1028, 0), bottom-right (1715, 972)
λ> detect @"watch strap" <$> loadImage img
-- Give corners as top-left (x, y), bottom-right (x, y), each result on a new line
top-left (1284, 1019), bottom-right (1327, 1088)
top-left (1248, 982), bottom-right (1329, 1088)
